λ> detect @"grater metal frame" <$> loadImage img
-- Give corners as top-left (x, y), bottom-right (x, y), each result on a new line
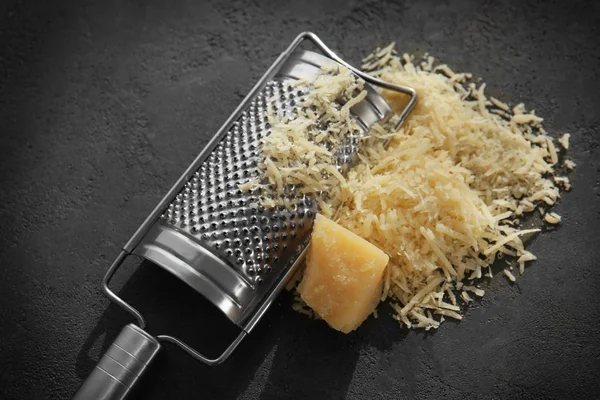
top-left (102, 31), bottom-right (416, 365)
top-left (75, 31), bottom-right (417, 400)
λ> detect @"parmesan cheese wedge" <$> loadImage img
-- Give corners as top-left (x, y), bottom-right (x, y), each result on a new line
top-left (298, 214), bottom-right (389, 333)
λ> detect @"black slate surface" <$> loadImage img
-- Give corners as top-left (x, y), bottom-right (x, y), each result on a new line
top-left (1, 0), bottom-right (600, 399)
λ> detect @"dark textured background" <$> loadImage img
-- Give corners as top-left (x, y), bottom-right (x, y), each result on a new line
top-left (1, 0), bottom-right (600, 399)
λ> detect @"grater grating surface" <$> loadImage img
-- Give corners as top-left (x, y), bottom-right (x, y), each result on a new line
top-left (132, 49), bottom-right (395, 330)
top-left (160, 79), bottom-right (316, 285)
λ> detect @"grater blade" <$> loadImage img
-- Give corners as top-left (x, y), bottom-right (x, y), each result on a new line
top-left (131, 49), bottom-right (394, 331)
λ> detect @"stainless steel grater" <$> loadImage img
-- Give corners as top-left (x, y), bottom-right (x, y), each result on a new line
top-left (73, 32), bottom-right (416, 400)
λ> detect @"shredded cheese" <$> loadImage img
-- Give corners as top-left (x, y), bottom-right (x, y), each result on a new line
top-left (241, 65), bottom-right (366, 204)
top-left (251, 44), bottom-right (573, 330)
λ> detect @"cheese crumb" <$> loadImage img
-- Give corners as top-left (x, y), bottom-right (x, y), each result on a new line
top-left (504, 269), bottom-right (516, 282)
top-left (544, 212), bottom-right (562, 224)
top-left (554, 176), bottom-right (571, 191)
top-left (558, 133), bottom-right (570, 150)
top-left (564, 159), bottom-right (576, 169)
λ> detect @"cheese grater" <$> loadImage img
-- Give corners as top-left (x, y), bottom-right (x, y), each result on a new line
top-left (73, 32), bottom-right (416, 400)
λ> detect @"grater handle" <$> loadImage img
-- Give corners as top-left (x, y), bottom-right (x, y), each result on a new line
top-left (73, 324), bottom-right (161, 400)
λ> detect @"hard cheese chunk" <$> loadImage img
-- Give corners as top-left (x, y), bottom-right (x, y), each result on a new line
top-left (298, 214), bottom-right (389, 333)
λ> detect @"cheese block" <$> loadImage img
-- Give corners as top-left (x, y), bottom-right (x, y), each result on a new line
top-left (298, 214), bottom-right (389, 333)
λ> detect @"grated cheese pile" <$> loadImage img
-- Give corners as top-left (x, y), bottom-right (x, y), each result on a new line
top-left (242, 44), bottom-right (574, 330)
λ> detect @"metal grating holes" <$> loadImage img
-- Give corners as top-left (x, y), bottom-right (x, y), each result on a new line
top-left (161, 80), bottom-right (317, 284)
